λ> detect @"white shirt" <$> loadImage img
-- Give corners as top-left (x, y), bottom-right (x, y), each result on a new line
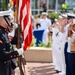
top-left (8, 30), bottom-right (15, 37)
top-left (52, 27), bottom-right (59, 43)
top-left (64, 23), bottom-right (70, 41)
top-left (39, 18), bottom-right (51, 30)
top-left (64, 24), bottom-right (70, 35)
top-left (67, 37), bottom-right (71, 53)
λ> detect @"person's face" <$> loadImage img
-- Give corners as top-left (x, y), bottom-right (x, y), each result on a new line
top-left (7, 25), bottom-right (14, 32)
top-left (60, 18), bottom-right (67, 27)
top-left (42, 14), bottom-right (47, 19)
top-left (3, 17), bottom-right (14, 32)
top-left (68, 25), bottom-right (73, 31)
top-left (6, 22), bottom-right (14, 33)
top-left (0, 17), bottom-right (8, 28)
top-left (68, 18), bottom-right (73, 24)
top-left (72, 25), bottom-right (75, 31)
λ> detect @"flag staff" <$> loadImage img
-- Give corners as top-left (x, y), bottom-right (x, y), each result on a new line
top-left (16, 0), bottom-right (21, 48)
top-left (15, 0), bottom-right (25, 75)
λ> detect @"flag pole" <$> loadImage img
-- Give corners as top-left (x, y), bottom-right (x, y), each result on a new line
top-left (15, 0), bottom-right (25, 75)
top-left (16, 0), bottom-right (21, 48)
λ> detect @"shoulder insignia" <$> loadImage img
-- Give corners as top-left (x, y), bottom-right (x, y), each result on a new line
top-left (0, 40), bottom-right (3, 44)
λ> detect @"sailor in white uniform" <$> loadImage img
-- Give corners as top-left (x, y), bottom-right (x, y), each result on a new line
top-left (50, 20), bottom-right (62, 73)
top-left (52, 15), bottom-right (67, 75)
top-left (38, 12), bottom-right (52, 45)
top-left (58, 14), bottom-right (68, 75)
top-left (52, 26), bottom-right (62, 72)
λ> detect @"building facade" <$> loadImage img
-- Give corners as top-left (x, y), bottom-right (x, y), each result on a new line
top-left (0, 0), bottom-right (75, 15)
top-left (31, 0), bottom-right (75, 15)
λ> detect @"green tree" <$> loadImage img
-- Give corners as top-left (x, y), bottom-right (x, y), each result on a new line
top-left (2, 0), bottom-right (8, 10)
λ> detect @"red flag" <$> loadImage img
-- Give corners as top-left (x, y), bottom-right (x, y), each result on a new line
top-left (12, 0), bottom-right (16, 4)
top-left (19, 0), bottom-right (32, 51)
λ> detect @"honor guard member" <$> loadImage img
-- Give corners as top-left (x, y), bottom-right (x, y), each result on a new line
top-left (0, 10), bottom-right (23, 75)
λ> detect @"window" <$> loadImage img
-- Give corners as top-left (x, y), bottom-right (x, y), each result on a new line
top-left (0, 0), bottom-right (8, 11)
top-left (31, 0), bottom-right (75, 15)
top-left (35, 0), bottom-right (38, 9)
top-left (67, 0), bottom-right (75, 10)
top-left (32, 11), bottom-right (38, 15)
top-left (31, 0), bottom-right (35, 9)
top-left (0, 0), bottom-right (3, 11)
top-left (58, 0), bottom-right (65, 9)
top-left (48, 0), bottom-right (56, 9)
top-left (31, 0), bottom-right (39, 15)
top-left (31, 0), bottom-right (38, 9)
top-left (39, 0), bottom-right (46, 9)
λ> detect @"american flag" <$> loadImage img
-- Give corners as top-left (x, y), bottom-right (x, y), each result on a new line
top-left (19, 0), bottom-right (32, 51)
top-left (12, 0), bottom-right (16, 3)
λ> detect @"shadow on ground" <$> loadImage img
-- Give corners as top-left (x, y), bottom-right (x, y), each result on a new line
top-left (27, 63), bottom-right (58, 75)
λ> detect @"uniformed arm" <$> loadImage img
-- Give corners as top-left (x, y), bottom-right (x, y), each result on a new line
top-left (1, 51), bottom-right (19, 60)
top-left (0, 37), bottom-right (23, 61)
top-left (0, 41), bottom-right (19, 61)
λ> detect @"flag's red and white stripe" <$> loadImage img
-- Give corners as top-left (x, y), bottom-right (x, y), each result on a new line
top-left (12, 0), bottom-right (16, 4)
top-left (19, 0), bottom-right (32, 51)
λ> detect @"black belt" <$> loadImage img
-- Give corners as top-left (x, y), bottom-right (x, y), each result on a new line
top-left (71, 51), bottom-right (75, 53)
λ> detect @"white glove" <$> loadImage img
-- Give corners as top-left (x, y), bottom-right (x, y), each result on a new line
top-left (14, 67), bottom-right (20, 75)
top-left (16, 48), bottom-right (24, 56)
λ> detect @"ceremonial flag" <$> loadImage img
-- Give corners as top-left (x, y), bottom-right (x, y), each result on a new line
top-left (12, 0), bottom-right (16, 4)
top-left (19, 0), bottom-right (32, 51)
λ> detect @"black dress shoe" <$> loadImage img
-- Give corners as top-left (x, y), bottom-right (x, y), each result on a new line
top-left (56, 70), bottom-right (61, 73)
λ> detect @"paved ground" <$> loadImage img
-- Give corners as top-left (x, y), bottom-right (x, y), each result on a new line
top-left (15, 62), bottom-right (59, 75)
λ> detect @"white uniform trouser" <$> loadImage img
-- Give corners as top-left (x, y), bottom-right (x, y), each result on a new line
top-left (52, 42), bottom-right (62, 71)
top-left (42, 29), bottom-right (49, 45)
top-left (52, 42), bottom-right (66, 75)
top-left (52, 43), bottom-right (56, 65)
top-left (59, 32), bottom-right (66, 75)
top-left (59, 42), bottom-right (66, 75)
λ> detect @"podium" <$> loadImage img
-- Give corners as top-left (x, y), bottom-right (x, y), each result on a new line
top-left (33, 29), bottom-right (45, 46)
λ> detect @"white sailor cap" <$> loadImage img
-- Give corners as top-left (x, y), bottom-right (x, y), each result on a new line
top-left (58, 15), bottom-right (63, 19)
top-left (61, 14), bottom-right (67, 18)
top-left (67, 13), bottom-right (75, 19)
top-left (0, 10), bottom-right (13, 20)
top-left (42, 12), bottom-right (48, 15)
top-left (0, 10), bottom-right (14, 27)
top-left (54, 19), bottom-right (58, 22)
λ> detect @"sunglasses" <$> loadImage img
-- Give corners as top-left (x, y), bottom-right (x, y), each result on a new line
top-left (3, 16), bottom-right (13, 27)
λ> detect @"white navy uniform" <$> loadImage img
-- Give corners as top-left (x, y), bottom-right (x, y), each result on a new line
top-left (52, 27), bottom-right (62, 71)
top-left (39, 18), bottom-right (51, 30)
top-left (39, 18), bottom-right (51, 44)
top-left (58, 31), bottom-right (66, 75)
top-left (52, 27), bottom-right (66, 75)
